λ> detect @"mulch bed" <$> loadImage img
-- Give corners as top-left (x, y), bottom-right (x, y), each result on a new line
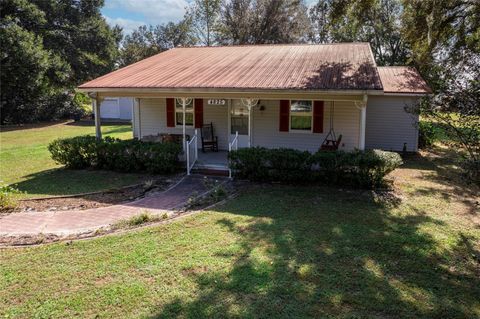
top-left (1, 175), bottom-right (183, 215)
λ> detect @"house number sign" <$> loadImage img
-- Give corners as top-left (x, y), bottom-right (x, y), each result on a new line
top-left (208, 99), bottom-right (226, 105)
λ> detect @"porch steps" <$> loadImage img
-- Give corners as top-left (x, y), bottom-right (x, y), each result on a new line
top-left (191, 164), bottom-right (229, 177)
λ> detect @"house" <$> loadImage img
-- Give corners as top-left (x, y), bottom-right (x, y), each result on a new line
top-left (79, 43), bottom-right (431, 174)
top-left (95, 97), bottom-right (133, 121)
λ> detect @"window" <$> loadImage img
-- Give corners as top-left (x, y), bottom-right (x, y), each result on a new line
top-left (290, 100), bottom-right (312, 131)
top-left (175, 99), bottom-right (194, 126)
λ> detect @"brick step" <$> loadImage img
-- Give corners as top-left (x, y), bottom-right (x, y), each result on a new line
top-left (191, 167), bottom-right (230, 177)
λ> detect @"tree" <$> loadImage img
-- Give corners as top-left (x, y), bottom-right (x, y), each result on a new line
top-left (0, 0), bottom-right (121, 123)
top-left (217, 0), bottom-right (311, 45)
top-left (309, 0), bottom-right (409, 66)
top-left (118, 20), bottom-right (195, 67)
top-left (185, 0), bottom-right (222, 46)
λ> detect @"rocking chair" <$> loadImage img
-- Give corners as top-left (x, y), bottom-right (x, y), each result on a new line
top-left (201, 122), bottom-right (219, 152)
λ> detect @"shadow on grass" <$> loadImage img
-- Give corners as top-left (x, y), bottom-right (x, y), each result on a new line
top-left (13, 167), bottom-right (147, 198)
top-left (151, 186), bottom-right (480, 318)
top-left (401, 147), bottom-right (479, 216)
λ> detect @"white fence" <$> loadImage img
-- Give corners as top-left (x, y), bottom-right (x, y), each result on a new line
top-left (228, 131), bottom-right (239, 178)
top-left (186, 129), bottom-right (198, 175)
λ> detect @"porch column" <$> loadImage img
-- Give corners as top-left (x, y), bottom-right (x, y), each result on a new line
top-left (356, 95), bottom-right (368, 150)
top-left (93, 95), bottom-right (102, 140)
top-left (182, 100), bottom-right (186, 152)
top-left (247, 105), bottom-right (252, 147)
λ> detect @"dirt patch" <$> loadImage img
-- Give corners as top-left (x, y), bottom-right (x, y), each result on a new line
top-left (2, 175), bottom-right (183, 215)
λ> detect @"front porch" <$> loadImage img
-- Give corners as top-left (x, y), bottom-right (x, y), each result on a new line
top-left (92, 96), bottom-right (368, 176)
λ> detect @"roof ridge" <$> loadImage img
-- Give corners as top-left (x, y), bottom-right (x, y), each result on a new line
top-left (172, 42), bottom-right (371, 49)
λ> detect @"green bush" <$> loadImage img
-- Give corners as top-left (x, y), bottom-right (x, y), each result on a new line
top-left (0, 184), bottom-right (22, 210)
top-left (418, 121), bottom-right (444, 148)
top-left (229, 147), bottom-right (403, 188)
top-left (49, 136), bottom-right (182, 174)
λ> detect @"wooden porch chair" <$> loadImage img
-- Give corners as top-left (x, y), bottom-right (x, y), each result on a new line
top-left (200, 122), bottom-right (219, 152)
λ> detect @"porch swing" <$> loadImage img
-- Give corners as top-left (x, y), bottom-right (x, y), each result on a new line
top-left (320, 101), bottom-right (342, 151)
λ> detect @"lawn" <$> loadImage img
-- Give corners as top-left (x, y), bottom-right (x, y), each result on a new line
top-left (1, 149), bottom-right (479, 318)
top-left (0, 121), bottom-right (149, 198)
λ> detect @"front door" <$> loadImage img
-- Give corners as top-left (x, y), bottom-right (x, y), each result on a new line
top-left (230, 100), bottom-right (250, 148)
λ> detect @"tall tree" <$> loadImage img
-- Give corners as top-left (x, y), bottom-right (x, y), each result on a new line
top-left (217, 0), bottom-right (311, 45)
top-left (185, 0), bottom-right (222, 46)
top-left (310, 0), bottom-right (409, 66)
top-left (0, 0), bottom-right (121, 123)
top-left (118, 20), bottom-right (195, 67)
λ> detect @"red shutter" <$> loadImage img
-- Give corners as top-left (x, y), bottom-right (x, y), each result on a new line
top-left (313, 101), bottom-right (324, 133)
top-left (279, 100), bottom-right (290, 132)
top-left (194, 99), bottom-right (203, 128)
top-left (166, 98), bottom-right (175, 127)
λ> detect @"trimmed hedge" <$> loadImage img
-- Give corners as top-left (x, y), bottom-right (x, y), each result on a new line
top-left (48, 135), bottom-right (182, 174)
top-left (229, 147), bottom-right (403, 188)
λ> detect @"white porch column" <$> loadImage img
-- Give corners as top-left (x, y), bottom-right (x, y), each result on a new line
top-left (182, 100), bottom-right (186, 152)
top-left (356, 95), bottom-right (368, 150)
top-left (247, 105), bottom-right (252, 147)
top-left (133, 98), bottom-right (140, 139)
top-left (359, 106), bottom-right (366, 150)
top-left (93, 95), bottom-right (102, 140)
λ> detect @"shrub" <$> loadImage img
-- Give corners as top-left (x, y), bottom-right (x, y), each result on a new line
top-left (0, 184), bottom-right (22, 210)
top-left (48, 135), bottom-right (99, 169)
top-left (268, 148), bottom-right (312, 182)
top-left (49, 136), bottom-right (182, 174)
top-left (228, 147), bottom-right (270, 181)
top-left (418, 121), bottom-right (441, 149)
top-left (229, 147), bottom-right (403, 188)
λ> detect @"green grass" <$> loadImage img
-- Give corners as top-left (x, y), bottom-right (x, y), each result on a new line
top-left (1, 152), bottom-right (479, 318)
top-left (0, 121), bottom-right (148, 198)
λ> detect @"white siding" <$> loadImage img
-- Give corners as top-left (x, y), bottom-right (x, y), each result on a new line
top-left (137, 98), bottom-right (228, 147)
top-left (137, 98), bottom-right (361, 152)
top-left (366, 96), bottom-right (419, 152)
top-left (252, 100), bottom-right (360, 152)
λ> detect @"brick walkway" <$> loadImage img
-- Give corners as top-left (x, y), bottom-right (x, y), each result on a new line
top-left (0, 175), bottom-right (219, 237)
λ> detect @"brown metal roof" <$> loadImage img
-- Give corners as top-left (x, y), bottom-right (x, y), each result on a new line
top-left (377, 66), bottom-right (432, 94)
top-left (79, 43), bottom-right (384, 91)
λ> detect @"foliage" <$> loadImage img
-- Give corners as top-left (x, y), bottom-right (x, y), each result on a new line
top-left (229, 147), bottom-right (403, 188)
top-left (418, 121), bottom-right (439, 148)
top-left (0, 0), bottom-right (121, 123)
top-left (48, 136), bottom-right (182, 174)
top-left (0, 184), bottom-right (22, 210)
top-left (217, 0), bottom-right (311, 44)
top-left (309, 0), bottom-right (409, 65)
top-left (118, 21), bottom-right (196, 67)
top-left (185, 0), bottom-right (222, 46)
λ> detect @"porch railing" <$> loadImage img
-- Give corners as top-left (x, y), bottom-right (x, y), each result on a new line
top-left (228, 131), bottom-right (239, 178)
top-left (186, 129), bottom-right (198, 175)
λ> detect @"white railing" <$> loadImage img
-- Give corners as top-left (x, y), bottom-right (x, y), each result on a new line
top-left (186, 129), bottom-right (198, 175)
top-left (228, 131), bottom-right (239, 178)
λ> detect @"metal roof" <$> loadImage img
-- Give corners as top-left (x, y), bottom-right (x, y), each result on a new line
top-left (377, 66), bottom-right (432, 94)
top-left (79, 43), bottom-right (384, 91)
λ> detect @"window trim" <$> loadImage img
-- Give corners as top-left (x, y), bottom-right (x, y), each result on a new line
top-left (175, 99), bottom-right (195, 128)
top-left (289, 99), bottom-right (313, 133)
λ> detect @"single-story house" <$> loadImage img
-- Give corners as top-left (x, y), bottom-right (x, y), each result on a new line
top-left (79, 43), bottom-right (431, 174)
top-left (95, 97), bottom-right (133, 121)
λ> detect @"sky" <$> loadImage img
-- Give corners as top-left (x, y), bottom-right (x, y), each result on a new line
top-left (102, 0), bottom-right (317, 34)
